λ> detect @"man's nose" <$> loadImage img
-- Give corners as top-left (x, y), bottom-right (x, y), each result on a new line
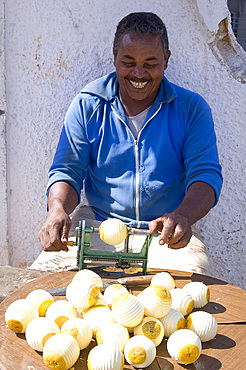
top-left (132, 65), bottom-right (147, 78)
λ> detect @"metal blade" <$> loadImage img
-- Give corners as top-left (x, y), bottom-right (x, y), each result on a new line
top-left (45, 280), bottom-right (124, 296)
top-left (117, 275), bottom-right (153, 286)
top-left (45, 287), bottom-right (67, 296)
top-left (45, 275), bottom-right (154, 296)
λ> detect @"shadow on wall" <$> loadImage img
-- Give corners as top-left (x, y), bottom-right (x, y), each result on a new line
top-left (208, 15), bottom-right (246, 83)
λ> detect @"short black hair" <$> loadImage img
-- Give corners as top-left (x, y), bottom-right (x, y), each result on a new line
top-left (113, 12), bottom-right (169, 58)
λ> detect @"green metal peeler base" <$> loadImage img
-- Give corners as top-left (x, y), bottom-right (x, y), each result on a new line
top-left (75, 220), bottom-right (157, 275)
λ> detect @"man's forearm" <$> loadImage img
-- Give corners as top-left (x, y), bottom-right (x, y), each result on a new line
top-left (47, 181), bottom-right (79, 215)
top-left (175, 181), bottom-right (216, 226)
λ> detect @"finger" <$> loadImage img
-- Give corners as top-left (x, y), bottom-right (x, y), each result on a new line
top-left (40, 232), bottom-right (64, 252)
top-left (149, 217), bottom-right (168, 235)
top-left (38, 227), bottom-right (58, 252)
top-left (52, 232), bottom-right (69, 252)
top-left (44, 243), bottom-right (67, 252)
top-left (61, 220), bottom-right (71, 244)
top-left (43, 232), bottom-right (68, 252)
top-left (167, 223), bottom-right (185, 244)
top-left (158, 218), bottom-right (176, 245)
top-left (49, 224), bottom-right (69, 252)
top-left (39, 228), bottom-right (50, 251)
top-left (167, 228), bottom-right (192, 249)
top-left (148, 220), bottom-right (160, 234)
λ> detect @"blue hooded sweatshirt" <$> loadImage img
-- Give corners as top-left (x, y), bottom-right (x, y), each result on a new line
top-left (47, 72), bottom-right (223, 228)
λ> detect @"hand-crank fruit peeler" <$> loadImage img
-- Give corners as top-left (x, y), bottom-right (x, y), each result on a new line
top-left (74, 220), bottom-right (158, 275)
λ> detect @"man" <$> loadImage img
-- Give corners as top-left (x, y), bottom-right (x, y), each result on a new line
top-left (39, 12), bottom-right (223, 255)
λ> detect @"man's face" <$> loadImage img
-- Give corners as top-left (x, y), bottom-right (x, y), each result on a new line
top-left (114, 32), bottom-right (170, 106)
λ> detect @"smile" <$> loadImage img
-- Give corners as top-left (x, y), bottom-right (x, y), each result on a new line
top-left (130, 80), bottom-right (148, 89)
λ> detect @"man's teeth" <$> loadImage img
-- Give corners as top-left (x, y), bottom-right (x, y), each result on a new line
top-left (130, 80), bottom-right (148, 89)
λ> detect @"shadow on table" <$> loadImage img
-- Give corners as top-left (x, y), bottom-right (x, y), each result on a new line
top-left (203, 334), bottom-right (236, 350)
top-left (155, 354), bottom-right (221, 370)
top-left (186, 354), bottom-right (222, 370)
top-left (0, 295), bottom-right (6, 303)
top-left (196, 301), bottom-right (226, 315)
top-left (16, 333), bottom-right (25, 341)
top-left (179, 273), bottom-right (228, 286)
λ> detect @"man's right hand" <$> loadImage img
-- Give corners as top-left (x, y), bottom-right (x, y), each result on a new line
top-left (39, 208), bottom-right (71, 252)
top-left (38, 181), bottom-right (78, 252)
top-left (39, 210), bottom-right (71, 252)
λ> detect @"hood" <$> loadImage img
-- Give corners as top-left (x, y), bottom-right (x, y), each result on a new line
top-left (81, 71), bottom-right (177, 104)
top-left (81, 72), bottom-right (118, 101)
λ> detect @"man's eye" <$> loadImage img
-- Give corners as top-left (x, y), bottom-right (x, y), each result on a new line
top-left (122, 61), bottom-right (135, 67)
top-left (144, 63), bottom-right (157, 68)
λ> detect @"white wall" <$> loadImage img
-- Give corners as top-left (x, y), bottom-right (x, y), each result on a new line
top-left (1, 0), bottom-right (246, 288)
top-left (0, 0), bottom-right (8, 264)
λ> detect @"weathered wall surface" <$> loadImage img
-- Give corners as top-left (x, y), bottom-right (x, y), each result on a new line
top-left (0, 0), bottom-right (8, 264)
top-left (1, 0), bottom-right (246, 288)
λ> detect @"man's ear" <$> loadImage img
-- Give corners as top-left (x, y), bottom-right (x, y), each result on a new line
top-left (164, 50), bottom-right (171, 70)
top-left (113, 53), bottom-right (117, 68)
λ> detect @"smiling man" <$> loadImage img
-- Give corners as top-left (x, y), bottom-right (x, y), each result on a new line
top-left (39, 12), bottom-right (223, 256)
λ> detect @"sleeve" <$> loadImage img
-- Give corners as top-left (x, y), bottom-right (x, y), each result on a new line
top-left (46, 95), bottom-right (91, 204)
top-left (183, 95), bottom-right (223, 206)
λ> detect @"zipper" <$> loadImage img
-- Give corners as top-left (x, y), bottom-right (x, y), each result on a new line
top-left (134, 139), bottom-right (140, 227)
top-left (111, 106), bottom-right (140, 225)
top-left (111, 103), bottom-right (162, 227)
top-left (137, 103), bottom-right (162, 137)
top-left (134, 104), bottom-right (162, 227)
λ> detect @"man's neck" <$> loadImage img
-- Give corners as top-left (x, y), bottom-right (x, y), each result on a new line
top-left (119, 91), bottom-right (156, 117)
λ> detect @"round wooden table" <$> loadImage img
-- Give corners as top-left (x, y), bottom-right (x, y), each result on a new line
top-left (0, 268), bottom-right (245, 369)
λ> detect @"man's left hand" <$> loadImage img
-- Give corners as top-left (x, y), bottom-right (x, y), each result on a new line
top-left (148, 212), bottom-right (192, 249)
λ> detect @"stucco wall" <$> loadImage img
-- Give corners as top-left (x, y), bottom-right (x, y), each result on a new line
top-left (0, 0), bottom-right (8, 264)
top-left (1, 0), bottom-right (246, 288)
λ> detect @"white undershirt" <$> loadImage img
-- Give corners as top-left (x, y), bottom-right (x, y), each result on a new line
top-left (126, 107), bottom-right (150, 139)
